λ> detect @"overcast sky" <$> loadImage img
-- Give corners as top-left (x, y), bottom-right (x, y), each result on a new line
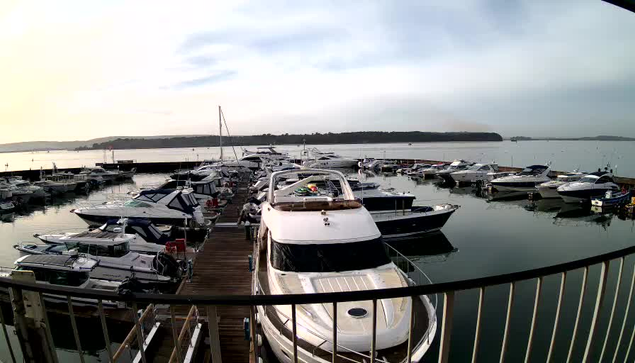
top-left (0, 0), bottom-right (634, 143)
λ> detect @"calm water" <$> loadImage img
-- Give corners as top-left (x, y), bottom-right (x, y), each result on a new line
top-left (2, 140), bottom-right (635, 176)
top-left (0, 171), bottom-right (634, 362)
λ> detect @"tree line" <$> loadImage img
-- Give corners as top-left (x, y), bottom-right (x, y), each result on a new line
top-left (76, 131), bottom-right (503, 150)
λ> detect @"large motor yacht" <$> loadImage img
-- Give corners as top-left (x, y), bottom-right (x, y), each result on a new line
top-left (72, 189), bottom-right (205, 227)
top-left (255, 169), bottom-right (437, 363)
top-left (490, 164), bottom-right (551, 192)
top-left (557, 171), bottom-right (620, 204)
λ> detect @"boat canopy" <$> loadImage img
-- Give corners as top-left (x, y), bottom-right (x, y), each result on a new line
top-left (135, 189), bottom-right (198, 214)
top-left (519, 165), bottom-right (549, 175)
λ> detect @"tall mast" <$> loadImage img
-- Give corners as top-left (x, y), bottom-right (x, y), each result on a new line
top-left (219, 105), bottom-right (223, 160)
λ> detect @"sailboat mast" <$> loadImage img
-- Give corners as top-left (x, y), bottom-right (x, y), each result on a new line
top-left (219, 105), bottom-right (223, 160)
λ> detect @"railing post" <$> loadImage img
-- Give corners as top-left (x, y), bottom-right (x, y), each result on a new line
top-left (66, 296), bottom-right (85, 363)
top-left (371, 299), bottom-right (378, 363)
top-left (612, 264), bottom-right (635, 363)
top-left (524, 277), bottom-right (543, 363)
top-left (292, 304), bottom-right (298, 363)
top-left (0, 302), bottom-right (17, 363)
top-left (132, 302), bottom-right (147, 363)
top-left (332, 302), bottom-right (337, 363)
top-left (499, 283), bottom-right (515, 363)
top-left (547, 272), bottom-right (567, 363)
top-left (471, 287), bottom-right (485, 363)
top-left (250, 305), bottom-right (259, 363)
top-left (582, 261), bottom-right (610, 363)
top-left (438, 291), bottom-right (455, 363)
top-left (407, 296), bottom-right (416, 363)
top-left (207, 305), bottom-right (223, 363)
top-left (97, 300), bottom-right (114, 363)
top-left (567, 266), bottom-right (589, 363)
top-left (599, 257), bottom-right (624, 362)
top-left (170, 306), bottom-right (182, 363)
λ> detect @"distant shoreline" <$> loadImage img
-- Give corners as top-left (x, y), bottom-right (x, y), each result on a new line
top-left (74, 131), bottom-right (503, 151)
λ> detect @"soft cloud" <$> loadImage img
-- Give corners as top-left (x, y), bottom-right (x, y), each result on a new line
top-left (0, 0), bottom-right (634, 143)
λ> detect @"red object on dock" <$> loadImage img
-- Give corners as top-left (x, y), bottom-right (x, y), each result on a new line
top-left (166, 239), bottom-right (186, 252)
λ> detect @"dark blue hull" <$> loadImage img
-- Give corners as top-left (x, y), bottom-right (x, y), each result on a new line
top-left (374, 208), bottom-right (456, 239)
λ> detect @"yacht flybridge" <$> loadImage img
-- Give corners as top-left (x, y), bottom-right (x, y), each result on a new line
top-left (254, 169), bottom-right (437, 363)
top-left (72, 189), bottom-right (205, 227)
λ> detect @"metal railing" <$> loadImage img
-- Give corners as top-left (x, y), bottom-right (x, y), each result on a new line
top-left (2, 244), bottom-right (635, 362)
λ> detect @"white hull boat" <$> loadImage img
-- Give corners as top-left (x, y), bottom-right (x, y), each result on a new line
top-left (73, 189), bottom-right (205, 227)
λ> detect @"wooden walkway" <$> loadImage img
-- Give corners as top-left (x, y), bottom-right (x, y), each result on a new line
top-left (148, 180), bottom-right (254, 362)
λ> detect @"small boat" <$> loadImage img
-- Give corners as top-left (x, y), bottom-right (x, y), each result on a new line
top-left (72, 189), bottom-right (206, 227)
top-left (537, 172), bottom-right (585, 199)
top-left (1, 255), bottom-right (124, 308)
top-left (450, 163), bottom-right (499, 185)
top-left (80, 167), bottom-right (119, 182)
top-left (0, 200), bottom-right (15, 213)
top-left (435, 160), bottom-right (473, 183)
top-left (591, 190), bottom-right (631, 207)
top-left (354, 188), bottom-right (416, 211)
top-left (35, 218), bottom-right (169, 254)
top-left (14, 239), bottom-right (181, 283)
top-left (358, 158), bottom-right (381, 170)
top-left (490, 164), bottom-right (551, 192)
top-left (372, 204), bottom-right (459, 239)
top-left (557, 171), bottom-right (619, 204)
top-left (303, 148), bottom-right (359, 168)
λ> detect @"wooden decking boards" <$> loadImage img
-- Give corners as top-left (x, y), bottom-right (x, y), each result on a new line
top-left (148, 181), bottom-right (254, 362)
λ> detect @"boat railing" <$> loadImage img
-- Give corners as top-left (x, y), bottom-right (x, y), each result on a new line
top-left (3, 243), bottom-right (635, 362)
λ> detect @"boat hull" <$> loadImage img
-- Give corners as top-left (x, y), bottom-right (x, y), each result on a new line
top-left (372, 207), bottom-right (456, 239)
top-left (537, 184), bottom-right (561, 199)
top-left (75, 212), bottom-right (195, 228)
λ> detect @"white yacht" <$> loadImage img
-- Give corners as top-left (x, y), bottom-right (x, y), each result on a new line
top-left (255, 169), bottom-right (437, 363)
top-left (242, 146), bottom-right (289, 161)
top-left (419, 163), bottom-right (446, 178)
top-left (557, 171), bottom-right (619, 204)
top-left (490, 165), bottom-right (551, 192)
top-left (436, 160), bottom-right (473, 183)
top-left (537, 172), bottom-right (585, 199)
top-left (34, 218), bottom-right (169, 254)
top-left (304, 148), bottom-right (359, 169)
top-left (80, 167), bottom-right (119, 182)
top-left (72, 189), bottom-right (205, 227)
top-left (450, 163), bottom-right (499, 184)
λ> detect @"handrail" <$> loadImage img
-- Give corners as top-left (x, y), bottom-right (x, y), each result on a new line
top-left (2, 243), bottom-right (635, 305)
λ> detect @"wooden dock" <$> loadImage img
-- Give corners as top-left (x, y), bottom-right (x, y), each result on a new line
top-left (147, 179), bottom-right (254, 362)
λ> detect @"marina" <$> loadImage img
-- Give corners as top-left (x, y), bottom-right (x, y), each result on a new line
top-left (0, 146), bottom-right (634, 362)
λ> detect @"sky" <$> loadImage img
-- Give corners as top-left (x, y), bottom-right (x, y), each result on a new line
top-left (1, 0), bottom-right (634, 143)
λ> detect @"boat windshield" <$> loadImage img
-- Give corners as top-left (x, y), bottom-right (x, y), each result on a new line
top-left (270, 238), bottom-right (391, 272)
top-left (124, 200), bottom-right (153, 208)
top-left (578, 176), bottom-right (598, 183)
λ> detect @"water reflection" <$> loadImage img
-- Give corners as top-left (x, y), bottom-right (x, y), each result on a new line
top-left (387, 232), bottom-right (458, 264)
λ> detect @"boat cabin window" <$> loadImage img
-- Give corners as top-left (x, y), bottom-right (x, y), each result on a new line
top-left (70, 242), bottom-right (130, 257)
top-left (270, 238), bottom-right (391, 272)
top-left (520, 166), bottom-right (547, 175)
top-left (193, 183), bottom-right (214, 196)
top-left (16, 267), bottom-right (89, 286)
top-left (136, 192), bottom-right (170, 203)
top-left (596, 176), bottom-right (613, 184)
